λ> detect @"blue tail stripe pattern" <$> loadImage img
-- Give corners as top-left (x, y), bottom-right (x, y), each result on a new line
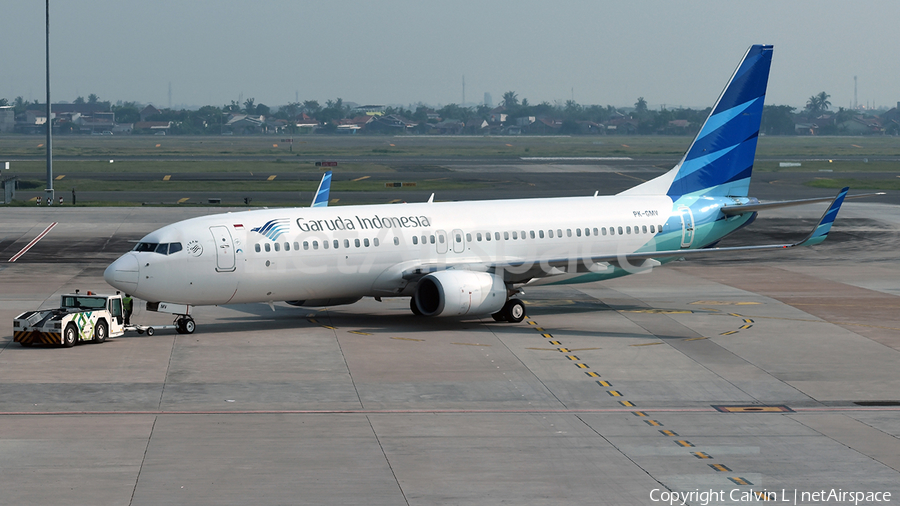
top-left (667, 45), bottom-right (773, 198)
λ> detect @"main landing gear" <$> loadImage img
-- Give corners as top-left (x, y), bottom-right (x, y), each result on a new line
top-left (492, 299), bottom-right (526, 323)
top-left (174, 315), bottom-right (196, 334)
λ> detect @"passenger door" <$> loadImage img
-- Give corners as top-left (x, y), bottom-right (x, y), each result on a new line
top-left (209, 226), bottom-right (236, 272)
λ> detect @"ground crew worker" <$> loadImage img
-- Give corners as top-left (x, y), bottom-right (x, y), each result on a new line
top-left (123, 294), bottom-right (134, 325)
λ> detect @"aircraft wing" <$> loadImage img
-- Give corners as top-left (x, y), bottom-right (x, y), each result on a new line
top-left (311, 171), bottom-right (332, 207)
top-left (400, 187), bottom-right (850, 283)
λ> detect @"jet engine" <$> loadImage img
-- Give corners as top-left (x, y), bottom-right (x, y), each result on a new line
top-left (413, 270), bottom-right (507, 317)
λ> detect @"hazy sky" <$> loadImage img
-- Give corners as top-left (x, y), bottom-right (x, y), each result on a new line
top-left (2, 1), bottom-right (898, 111)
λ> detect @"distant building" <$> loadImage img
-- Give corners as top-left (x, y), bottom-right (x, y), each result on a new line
top-left (0, 106), bottom-right (14, 133)
top-left (140, 105), bottom-right (161, 122)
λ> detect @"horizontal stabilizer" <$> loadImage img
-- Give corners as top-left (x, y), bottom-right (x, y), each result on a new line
top-left (721, 191), bottom-right (883, 216)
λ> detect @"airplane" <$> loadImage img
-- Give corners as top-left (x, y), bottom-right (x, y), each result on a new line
top-left (104, 44), bottom-right (874, 334)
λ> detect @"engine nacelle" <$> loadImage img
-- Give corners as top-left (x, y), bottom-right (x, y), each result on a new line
top-left (285, 297), bottom-right (362, 307)
top-left (414, 270), bottom-right (507, 317)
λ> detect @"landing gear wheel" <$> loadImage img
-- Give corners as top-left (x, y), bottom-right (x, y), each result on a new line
top-left (176, 316), bottom-right (196, 334)
top-left (409, 297), bottom-right (423, 316)
top-left (491, 311), bottom-right (507, 322)
top-left (146, 327), bottom-right (155, 336)
top-left (63, 324), bottom-right (77, 347)
top-left (93, 321), bottom-right (108, 343)
top-left (501, 299), bottom-right (526, 323)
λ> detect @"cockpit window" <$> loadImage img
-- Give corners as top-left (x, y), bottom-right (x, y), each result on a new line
top-left (134, 242), bottom-right (183, 255)
top-left (134, 242), bottom-right (157, 252)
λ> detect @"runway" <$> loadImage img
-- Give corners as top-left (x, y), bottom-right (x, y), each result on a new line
top-left (1, 200), bottom-right (899, 504)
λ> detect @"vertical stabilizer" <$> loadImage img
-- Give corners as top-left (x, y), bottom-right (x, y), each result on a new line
top-left (621, 45), bottom-right (773, 198)
top-left (311, 170), bottom-right (332, 207)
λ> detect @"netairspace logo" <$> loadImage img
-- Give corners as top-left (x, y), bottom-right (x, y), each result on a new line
top-left (650, 488), bottom-right (893, 505)
top-left (251, 219), bottom-right (290, 241)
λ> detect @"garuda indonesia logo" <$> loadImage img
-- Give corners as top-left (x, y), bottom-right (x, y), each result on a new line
top-left (251, 219), bottom-right (290, 241)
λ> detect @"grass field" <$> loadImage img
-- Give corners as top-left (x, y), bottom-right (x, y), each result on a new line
top-left (2, 134), bottom-right (897, 205)
top-left (3, 134), bottom-right (899, 160)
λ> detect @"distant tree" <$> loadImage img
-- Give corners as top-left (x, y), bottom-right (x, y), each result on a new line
top-left (520, 98), bottom-right (529, 108)
top-left (634, 97), bottom-right (648, 115)
top-left (438, 103), bottom-right (472, 122)
top-left (761, 104), bottom-right (796, 135)
top-left (87, 93), bottom-right (99, 104)
top-left (73, 96), bottom-right (85, 104)
top-left (13, 96), bottom-right (27, 115)
top-left (224, 100), bottom-right (241, 113)
top-left (0, 98), bottom-right (7, 106)
top-left (111, 103), bottom-right (140, 123)
top-left (302, 100), bottom-right (321, 115)
top-left (501, 91), bottom-right (518, 109)
top-left (255, 103), bottom-right (270, 117)
top-left (805, 91), bottom-right (831, 117)
top-left (243, 98), bottom-right (256, 115)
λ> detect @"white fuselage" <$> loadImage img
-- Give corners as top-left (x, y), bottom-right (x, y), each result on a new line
top-left (105, 194), bottom-right (717, 307)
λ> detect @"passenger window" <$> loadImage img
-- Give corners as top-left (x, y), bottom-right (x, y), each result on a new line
top-left (334, 240), bottom-right (339, 249)
top-left (512, 231), bottom-right (518, 240)
top-left (601, 227), bottom-right (607, 236)
top-left (413, 236), bottom-right (418, 245)
top-left (503, 232), bottom-right (509, 240)
top-left (466, 233), bottom-right (472, 242)
top-left (302, 242), bottom-right (308, 250)
top-left (495, 232), bottom-right (501, 241)
top-left (520, 230), bottom-right (526, 239)
top-left (285, 242), bottom-right (291, 251)
top-left (566, 229), bottom-right (572, 237)
top-left (618, 227), bottom-right (624, 235)
top-left (274, 242), bottom-right (281, 252)
top-left (642, 225), bottom-right (648, 233)
top-left (294, 242), bottom-right (300, 250)
top-left (576, 229), bottom-right (582, 237)
top-left (265, 243), bottom-right (272, 252)
top-left (659, 224), bottom-right (664, 231)
top-left (312, 241), bottom-right (318, 250)
top-left (322, 241), bottom-right (328, 249)
top-left (530, 231), bottom-right (535, 239)
top-left (557, 229), bottom-right (563, 238)
top-left (455, 234), bottom-right (461, 243)
top-left (255, 244), bottom-right (261, 252)
top-left (539, 230), bottom-right (545, 238)
top-left (650, 225), bottom-right (655, 233)
top-left (438, 235), bottom-right (444, 244)
top-left (476, 233), bottom-right (482, 241)
top-left (609, 228), bottom-right (615, 236)
top-left (430, 235), bottom-right (435, 244)
top-left (374, 238), bottom-right (379, 246)
top-left (486, 233), bottom-right (491, 241)
top-left (593, 228), bottom-right (599, 236)
top-left (169, 243), bottom-right (182, 254)
top-left (354, 239), bottom-right (360, 247)
top-left (344, 239), bottom-right (350, 248)
top-left (393, 237), bottom-right (400, 246)
top-left (364, 238), bottom-right (370, 247)
top-left (548, 230), bottom-right (554, 238)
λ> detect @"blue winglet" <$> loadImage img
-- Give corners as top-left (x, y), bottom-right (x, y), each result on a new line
top-left (797, 187), bottom-right (849, 246)
top-left (311, 171), bottom-right (332, 207)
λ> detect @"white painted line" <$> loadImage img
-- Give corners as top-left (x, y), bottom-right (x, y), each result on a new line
top-left (8, 222), bottom-right (57, 262)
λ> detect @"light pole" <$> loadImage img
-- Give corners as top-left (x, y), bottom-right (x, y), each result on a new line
top-left (44, 0), bottom-right (54, 205)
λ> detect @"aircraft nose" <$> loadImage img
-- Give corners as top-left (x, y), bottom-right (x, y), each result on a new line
top-left (104, 253), bottom-right (139, 293)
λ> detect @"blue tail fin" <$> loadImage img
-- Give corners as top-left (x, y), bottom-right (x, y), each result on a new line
top-left (311, 170), bottom-right (332, 207)
top-left (621, 45), bottom-right (773, 198)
